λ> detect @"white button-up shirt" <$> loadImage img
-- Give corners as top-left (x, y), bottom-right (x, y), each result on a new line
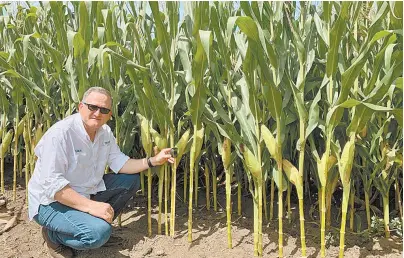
top-left (28, 113), bottom-right (129, 220)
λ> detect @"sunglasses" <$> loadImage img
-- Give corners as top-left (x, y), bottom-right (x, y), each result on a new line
top-left (82, 102), bottom-right (111, 114)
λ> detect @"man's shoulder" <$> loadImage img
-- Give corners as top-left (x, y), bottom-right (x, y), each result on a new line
top-left (45, 114), bottom-right (78, 138)
top-left (54, 113), bottom-right (77, 128)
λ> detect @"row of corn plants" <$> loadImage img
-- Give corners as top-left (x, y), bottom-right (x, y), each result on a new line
top-left (0, 1), bottom-right (402, 257)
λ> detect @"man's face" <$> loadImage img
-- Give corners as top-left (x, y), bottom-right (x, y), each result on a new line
top-left (78, 92), bottom-right (112, 132)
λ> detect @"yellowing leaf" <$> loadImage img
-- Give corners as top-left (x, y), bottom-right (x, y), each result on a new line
top-left (175, 129), bottom-right (191, 166)
top-left (1, 129), bottom-right (13, 158)
top-left (150, 128), bottom-right (167, 150)
top-left (190, 125), bottom-right (204, 167)
top-left (317, 154), bottom-right (337, 187)
top-left (282, 159), bottom-right (299, 186)
top-left (34, 124), bottom-right (43, 145)
top-left (15, 114), bottom-right (27, 137)
top-left (222, 138), bottom-right (231, 169)
top-left (194, 126), bottom-right (204, 159)
top-left (261, 124), bottom-right (278, 159)
top-left (138, 114), bottom-right (152, 156)
top-left (283, 159), bottom-right (303, 197)
top-left (338, 139), bottom-right (355, 186)
top-left (242, 147), bottom-right (261, 180)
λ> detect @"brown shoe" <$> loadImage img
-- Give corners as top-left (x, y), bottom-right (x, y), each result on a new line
top-left (41, 227), bottom-right (74, 258)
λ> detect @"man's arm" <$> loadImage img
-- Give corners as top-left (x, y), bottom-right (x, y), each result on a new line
top-left (54, 185), bottom-right (114, 223)
top-left (119, 148), bottom-right (174, 174)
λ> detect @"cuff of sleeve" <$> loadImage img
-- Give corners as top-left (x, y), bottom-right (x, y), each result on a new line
top-left (43, 177), bottom-right (70, 199)
top-left (110, 154), bottom-right (130, 174)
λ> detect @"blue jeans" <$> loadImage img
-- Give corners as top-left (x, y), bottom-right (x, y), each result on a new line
top-left (34, 173), bottom-right (140, 250)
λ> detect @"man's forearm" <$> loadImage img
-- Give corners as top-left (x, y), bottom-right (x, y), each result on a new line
top-left (54, 185), bottom-right (95, 213)
top-left (119, 148), bottom-right (174, 174)
top-left (118, 157), bottom-right (154, 174)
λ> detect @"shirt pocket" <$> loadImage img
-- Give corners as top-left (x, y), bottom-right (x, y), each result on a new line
top-left (70, 151), bottom-right (92, 171)
top-left (78, 151), bottom-right (92, 165)
top-left (67, 152), bottom-right (91, 185)
top-left (98, 144), bottom-right (110, 168)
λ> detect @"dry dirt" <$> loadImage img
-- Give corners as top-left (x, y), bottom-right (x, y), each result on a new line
top-left (0, 168), bottom-right (403, 258)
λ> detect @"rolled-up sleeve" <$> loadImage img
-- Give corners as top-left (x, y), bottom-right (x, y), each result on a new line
top-left (37, 130), bottom-right (70, 199)
top-left (107, 134), bottom-right (130, 173)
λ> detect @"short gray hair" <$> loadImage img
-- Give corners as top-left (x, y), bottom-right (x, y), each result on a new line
top-left (82, 87), bottom-right (112, 106)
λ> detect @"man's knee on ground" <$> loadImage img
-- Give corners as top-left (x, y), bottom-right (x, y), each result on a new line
top-left (79, 220), bottom-right (112, 249)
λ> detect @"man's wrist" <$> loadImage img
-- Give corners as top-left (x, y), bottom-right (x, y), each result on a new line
top-left (147, 157), bottom-right (155, 168)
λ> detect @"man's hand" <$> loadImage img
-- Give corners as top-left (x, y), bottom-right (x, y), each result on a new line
top-left (88, 201), bottom-right (114, 223)
top-left (151, 147), bottom-right (175, 166)
top-left (55, 186), bottom-right (115, 223)
top-left (119, 148), bottom-right (175, 174)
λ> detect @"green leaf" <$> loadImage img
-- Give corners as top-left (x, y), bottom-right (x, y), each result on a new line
top-left (190, 84), bottom-right (207, 126)
top-left (50, 2), bottom-right (69, 54)
top-left (286, 75), bottom-right (308, 122)
top-left (208, 92), bottom-right (231, 124)
top-left (262, 79), bottom-right (282, 122)
top-left (306, 89), bottom-right (322, 139)
top-left (226, 16), bottom-right (239, 47)
top-left (78, 1), bottom-right (90, 55)
top-left (235, 16), bottom-right (259, 42)
top-left (272, 166), bottom-right (287, 192)
top-left (392, 109), bottom-right (403, 127)
top-left (229, 82), bottom-right (257, 153)
top-left (313, 12), bottom-right (329, 46)
top-left (149, 2), bottom-right (172, 68)
top-left (0, 70), bottom-right (49, 98)
top-left (199, 30), bottom-right (212, 64)
top-left (326, 2), bottom-right (350, 77)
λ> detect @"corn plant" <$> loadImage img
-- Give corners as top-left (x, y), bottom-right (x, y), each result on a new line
top-left (184, 3), bottom-right (210, 242)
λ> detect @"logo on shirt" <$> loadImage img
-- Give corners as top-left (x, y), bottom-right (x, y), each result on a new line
top-left (75, 149), bottom-right (82, 153)
top-left (103, 140), bottom-right (110, 146)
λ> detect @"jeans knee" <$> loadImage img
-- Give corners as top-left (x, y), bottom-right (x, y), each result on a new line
top-left (81, 221), bottom-right (112, 249)
top-left (132, 174), bottom-right (140, 193)
top-left (121, 174), bottom-right (140, 194)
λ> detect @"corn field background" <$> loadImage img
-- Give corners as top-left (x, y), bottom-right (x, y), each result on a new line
top-left (0, 1), bottom-right (403, 258)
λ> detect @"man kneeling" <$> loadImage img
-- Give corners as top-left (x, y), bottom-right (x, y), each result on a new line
top-left (28, 87), bottom-right (173, 258)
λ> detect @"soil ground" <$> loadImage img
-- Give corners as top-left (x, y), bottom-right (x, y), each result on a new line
top-left (0, 164), bottom-right (402, 258)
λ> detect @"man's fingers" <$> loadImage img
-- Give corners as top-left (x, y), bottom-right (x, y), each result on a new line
top-left (162, 148), bottom-right (172, 154)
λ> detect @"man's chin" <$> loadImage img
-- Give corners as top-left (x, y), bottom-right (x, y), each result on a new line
top-left (87, 121), bottom-right (103, 130)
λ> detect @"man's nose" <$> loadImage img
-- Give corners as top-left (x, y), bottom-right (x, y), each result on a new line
top-left (93, 109), bottom-right (102, 116)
